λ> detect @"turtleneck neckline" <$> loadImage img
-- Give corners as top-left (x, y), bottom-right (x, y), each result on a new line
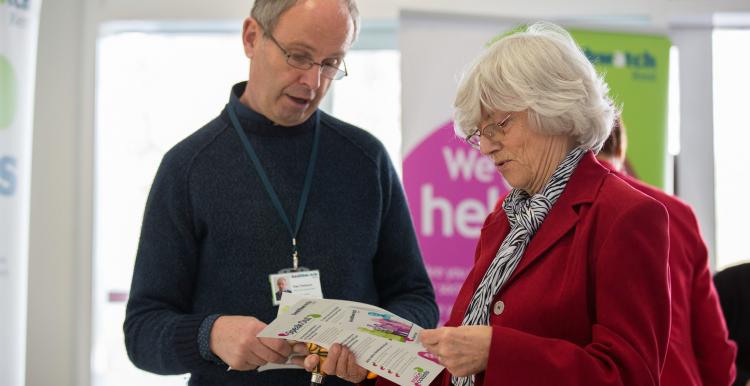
top-left (226, 81), bottom-right (318, 138)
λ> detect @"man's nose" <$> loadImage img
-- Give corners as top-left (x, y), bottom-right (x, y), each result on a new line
top-left (299, 65), bottom-right (322, 90)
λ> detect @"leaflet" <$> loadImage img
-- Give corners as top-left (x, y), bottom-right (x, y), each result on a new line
top-left (257, 297), bottom-right (444, 386)
top-left (257, 293), bottom-right (315, 372)
top-left (258, 293), bottom-right (407, 372)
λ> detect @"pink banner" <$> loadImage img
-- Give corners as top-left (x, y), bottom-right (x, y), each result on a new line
top-left (404, 121), bottom-right (509, 325)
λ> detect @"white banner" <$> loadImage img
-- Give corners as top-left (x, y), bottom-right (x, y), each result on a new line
top-left (400, 11), bottom-right (519, 324)
top-left (1, 1), bottom-right (42, 385)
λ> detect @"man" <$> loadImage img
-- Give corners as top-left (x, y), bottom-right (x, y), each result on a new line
top-left (274, 277), bottom-right (291, 301)
top-left (597, 114), bottom-right (736, 386)
top-left (123, 1), bottom-right (438, 385)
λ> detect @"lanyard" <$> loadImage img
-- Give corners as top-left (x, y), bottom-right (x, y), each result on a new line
top-left (227, 103), bottom-right (320, 270)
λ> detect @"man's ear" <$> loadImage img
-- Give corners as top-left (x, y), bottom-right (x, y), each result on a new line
top-left (242, 17), bottom-right (261, 59)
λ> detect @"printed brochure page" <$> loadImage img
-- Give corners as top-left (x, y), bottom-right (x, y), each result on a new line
top-left (257, 296), bottom-right (444, 386)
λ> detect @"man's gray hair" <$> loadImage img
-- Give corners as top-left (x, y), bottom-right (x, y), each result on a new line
top-left (251, 0), bottom-right (360, 43)
top-left (454, 22), bottom-right (614, 152)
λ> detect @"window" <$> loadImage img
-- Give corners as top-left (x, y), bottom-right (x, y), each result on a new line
top-left (713, 29), bottom-right (750, 271)
top-left (330, 49), bottom-right (402, 171)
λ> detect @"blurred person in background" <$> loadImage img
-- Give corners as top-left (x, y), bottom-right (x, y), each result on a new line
top-left (598, 112), bottom-right (737, 386)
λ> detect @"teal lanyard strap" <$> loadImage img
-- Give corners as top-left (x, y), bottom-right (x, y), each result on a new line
top-left (227, 103), bottom-right (320, 269)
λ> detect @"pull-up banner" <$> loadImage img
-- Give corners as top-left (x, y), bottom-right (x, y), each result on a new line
top-left (570, 29), bottom-right (670, 188)
top-left (401, 11), bottom-right (670, 325)
top-left (1, 1), bottom-right (42, 385)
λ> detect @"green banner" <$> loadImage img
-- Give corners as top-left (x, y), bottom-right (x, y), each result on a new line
top-left (570, 30), bottom-right (671, 188)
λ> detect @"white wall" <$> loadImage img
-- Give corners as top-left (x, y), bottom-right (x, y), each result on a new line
top-left (28, 0), bottom-right (89, 385)
top-left (27, 1), bottom-right (750, 386)
top-left (670, 27), bottom-right (718, 268)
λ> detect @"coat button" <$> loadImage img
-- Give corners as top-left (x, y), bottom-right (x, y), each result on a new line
top-left (493, 300), bottom-right (505, 315)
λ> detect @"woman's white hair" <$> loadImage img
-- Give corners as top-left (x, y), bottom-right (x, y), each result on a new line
top-left (454, 22), bottom-right (614, 152)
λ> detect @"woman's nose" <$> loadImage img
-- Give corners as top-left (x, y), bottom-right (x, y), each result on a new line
top-left (479, 134), bottom-right (500, 155)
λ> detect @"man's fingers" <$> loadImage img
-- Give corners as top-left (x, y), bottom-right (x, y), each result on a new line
top-left (346, 347), bottom-right (366, 379)
top-left (335, 345), bottom-right (350, 378)
top-left (337, 346), bottom-right (366, 382)
top-left (347, 346), bottom-right (358, 370)
top-left (320, 343), bottom-right (341, 375)
top-left (291, 354), bottom-right (319, 371)
top-left (226, 353), bottom-right (262, 371)
top-left (226, 361), bottom-right (253, 371)
top-left (251, 339), bottom-right (288, 364)
top-left (288, 355), bottom-right (305, 368)
top-left (210, 316), bottom-right (299, 369)
top-left (259, 337), bottom-right (293, 359)
top-left (244, 350), bottom-right (267, 368)
top-left (291, 342), bottom-right (309, 355)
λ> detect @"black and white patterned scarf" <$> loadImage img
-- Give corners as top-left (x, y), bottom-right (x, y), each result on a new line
top-left (452, 147), bottom-right (586, 386)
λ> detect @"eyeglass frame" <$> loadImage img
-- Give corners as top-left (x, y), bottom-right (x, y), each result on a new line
top-left (262, 29), bottom-right (348, 81)
top-left (465, 113), bottom-right (513, 149)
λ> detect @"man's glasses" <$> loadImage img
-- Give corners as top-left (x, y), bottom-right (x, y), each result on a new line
top-left (265, 32), bottom-right (348, 80)
top-left (465, 113), bottom-right (512, 149)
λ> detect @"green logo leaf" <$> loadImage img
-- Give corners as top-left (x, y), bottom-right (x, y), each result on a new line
top-left (0, 56), bottom-right (17, 129)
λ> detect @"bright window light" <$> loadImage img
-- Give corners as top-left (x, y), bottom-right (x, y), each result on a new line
top-left (93, 31), bottom-right (245, 386)
top-left (331, 50), bottom-right (402, 173)
top-left (713, 29), bottom-right (750, 271)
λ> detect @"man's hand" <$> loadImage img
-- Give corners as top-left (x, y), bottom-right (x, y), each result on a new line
top-left (292, 343), bottom-right (368, 383)
top-left (209, 315), bottom-right (292, 371)
top-left (419, 326), bottom-right (492, 377)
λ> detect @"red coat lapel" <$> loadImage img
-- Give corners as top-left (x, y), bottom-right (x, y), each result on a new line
top-left (502, 151), bottom-right (609, 288)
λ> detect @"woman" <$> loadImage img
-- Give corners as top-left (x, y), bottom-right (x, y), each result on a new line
top-left (301, 22), bottom-right (671, 386)
top-left (598, 114), bottom-right (737, 386)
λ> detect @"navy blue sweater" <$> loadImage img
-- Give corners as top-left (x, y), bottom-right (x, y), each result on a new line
top-left (124, 82), bottom-right (438, 385)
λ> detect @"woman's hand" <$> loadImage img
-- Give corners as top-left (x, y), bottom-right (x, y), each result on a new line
top-left (291, 343), bottom-right (368, 383)
top-left (419, 326), bottom-right (492, 377)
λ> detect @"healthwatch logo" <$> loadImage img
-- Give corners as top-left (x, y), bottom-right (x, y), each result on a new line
top-left (410, 366), bottom-right (431, 386)
top-left (277, 314), bottom-right (321, 337)
top-left (582, 47), bottom-right (657, 69)
top-left (0, 56), bottom-right (17, 130)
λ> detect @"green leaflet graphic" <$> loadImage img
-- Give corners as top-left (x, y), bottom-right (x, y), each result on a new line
top-left (571, 30), bottom-right (671, 189)
top-left (0, 55), bottom-right (17, 129)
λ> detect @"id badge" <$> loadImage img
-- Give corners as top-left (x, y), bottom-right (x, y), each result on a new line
top-left (269, 270), bottom-right (323, 306)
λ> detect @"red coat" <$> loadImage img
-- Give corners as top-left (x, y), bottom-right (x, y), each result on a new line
top-left (602, 161), bottom-right (737, 386)
top-left (378, 151), bottom-right (671, 386)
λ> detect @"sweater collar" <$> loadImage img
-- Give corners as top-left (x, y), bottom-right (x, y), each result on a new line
top-left (225, 81), bottom-right (318, 137)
